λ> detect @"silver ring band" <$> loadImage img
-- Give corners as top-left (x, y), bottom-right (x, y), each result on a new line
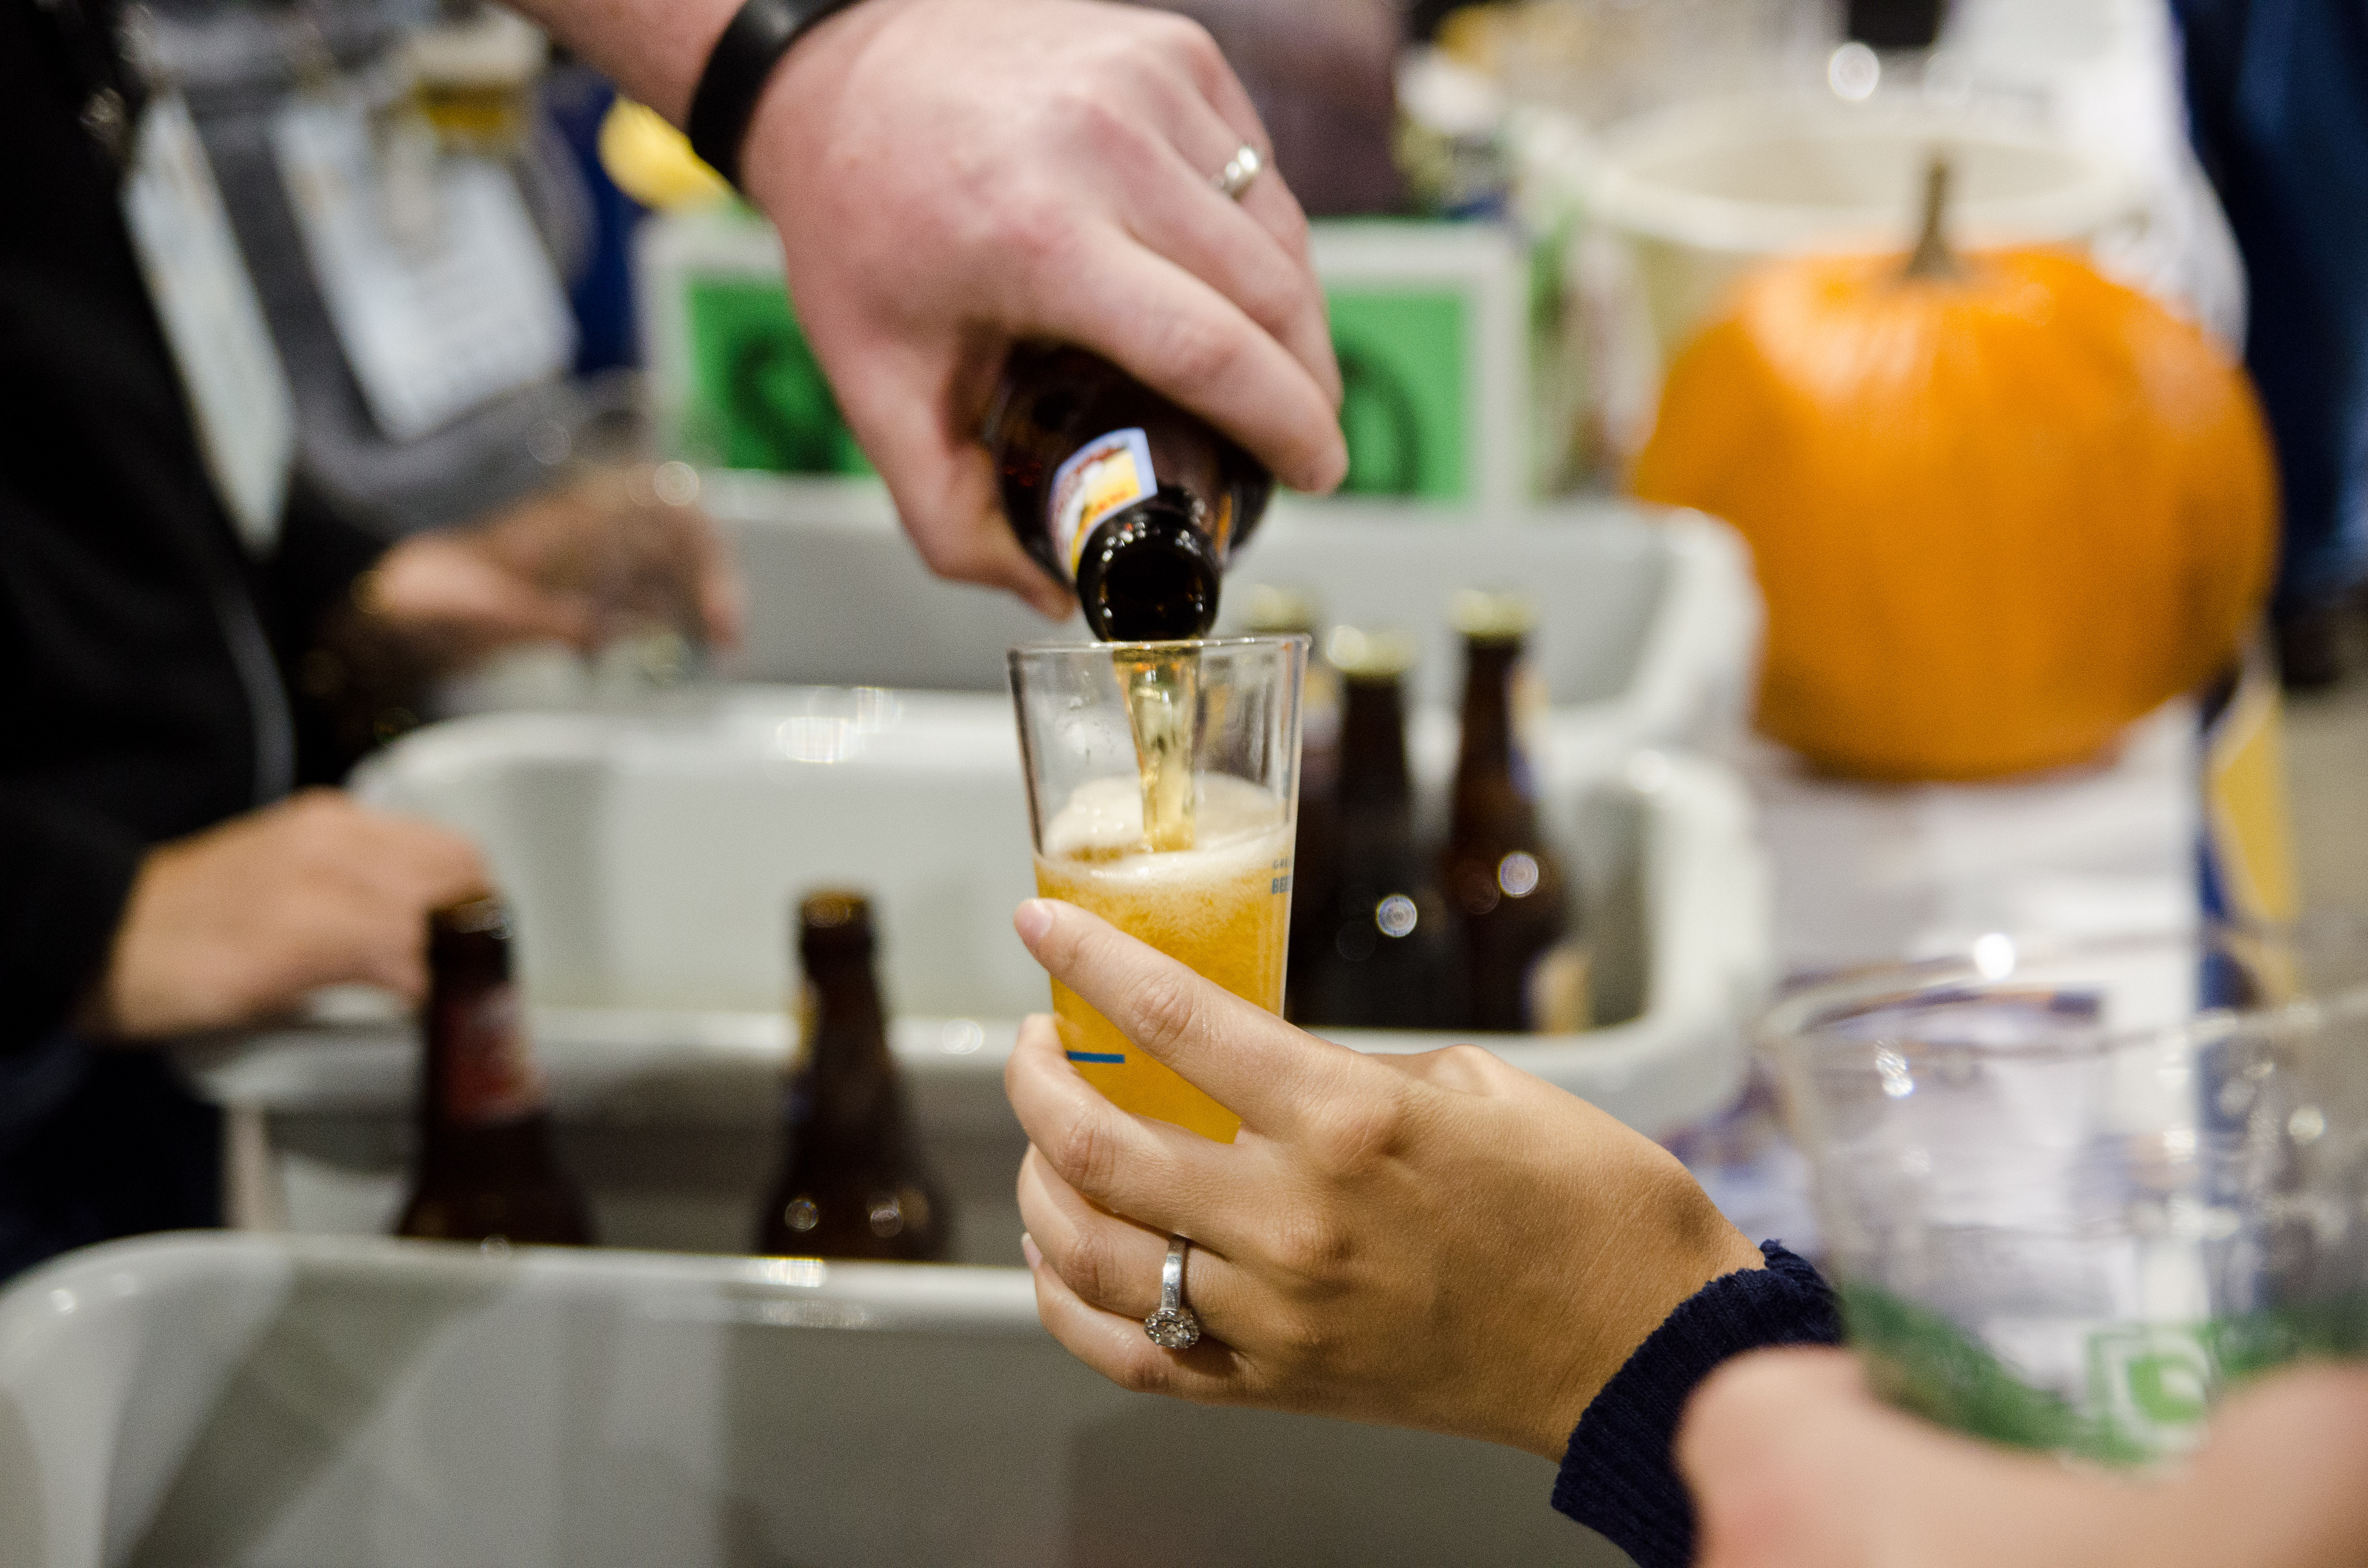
top-left (1213, 144), bottom-right (1263, 201)
top-left (1143, 1234), bottom-right (1202, 1349)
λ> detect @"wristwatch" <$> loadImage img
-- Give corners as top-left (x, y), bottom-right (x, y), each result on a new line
top-left (687, 0), bottom-right (870, 190)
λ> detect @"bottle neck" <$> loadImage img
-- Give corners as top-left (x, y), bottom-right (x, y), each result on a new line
top-left (794, 941), bottom-right (906, 1157)
top-left (1452, 638), bottom-right (1530, 835)
top-left (420, 944), bottom-right (549, 1137)
top-left (1337, 675), bottom-right (1413, 815)
top-left (1074, 493), bottom-right (1223, 640)
top-left (804, 949), bottom-right (890, 1067)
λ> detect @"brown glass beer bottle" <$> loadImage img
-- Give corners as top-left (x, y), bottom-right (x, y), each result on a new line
top-left (1295, 628), bottom-right (1467, 1029)
top-left (755, 891), bottom-right (951, 1261)
top-left (987, 343), bottom-right (1273, 640)
top-left (396, 895), bottom-right (594, 1246)
top-left (1438, 593), bottom-right (1577, 1033)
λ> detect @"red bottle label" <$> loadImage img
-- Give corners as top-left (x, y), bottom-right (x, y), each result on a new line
top-left (437, 980), bottom-right (548, 1127)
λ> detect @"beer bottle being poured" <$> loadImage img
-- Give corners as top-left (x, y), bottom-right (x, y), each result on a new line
top-left (396, 895), bottom-right (594, 1247)
top-left (756, 891), bottom-right (951, 1261)
top-left (988, 343), bottom-right (1273, 641)
top-left (1297, 626), bottom-right (1467, 1029)
top-left (1438, 592), bottom-right (1581, 1033)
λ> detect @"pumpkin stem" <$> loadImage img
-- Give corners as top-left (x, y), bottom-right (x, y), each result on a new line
top-left (1903, 152), bottom-right (1963, 281)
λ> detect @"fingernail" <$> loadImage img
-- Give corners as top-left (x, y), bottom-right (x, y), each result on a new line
top-left (1021, 1232), bottom-right (1043, 1270)
top-left (1013, 899), bottom-right (1054, 945)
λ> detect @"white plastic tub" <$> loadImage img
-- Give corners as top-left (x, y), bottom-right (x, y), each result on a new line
top-left (697, 478), bottom-right (1760, 755)
top-left (0, 1232), bottom-right (1618, 1567)
top-left (1579, 94), bottom-right (2146, 356)
top-left (181, 689), bottom-right (1768, 1261)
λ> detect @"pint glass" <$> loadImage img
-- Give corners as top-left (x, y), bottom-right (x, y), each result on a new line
top-left (1009, 637), bottom-right (1307, 1141)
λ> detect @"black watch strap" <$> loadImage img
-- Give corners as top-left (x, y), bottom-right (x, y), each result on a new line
top-left (687, 0), bottom-right (868, 191)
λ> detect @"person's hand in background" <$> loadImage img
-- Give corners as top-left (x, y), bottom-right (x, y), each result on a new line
top-left (511, 0), bottom-right (1348, 619)
top-left (1680, 1348), bottom-right (2368, 1568)
top-left (364, 462), bottom-right (743, 668)
top-left (85, 791), bottom-right (491, 1041)
top-left (1002, 896), bottom-right (1763, 1457)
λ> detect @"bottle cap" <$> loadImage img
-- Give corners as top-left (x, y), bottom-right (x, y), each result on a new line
top-left (1239, 584), bottom-right (1321, 636)
top-left (800, 889), bottom-right (873, 932)
top-left (1450, 588), bottom-right (1536, 643)
top-left (1325, 625), bottom-right (1419, 679)
top-left (432, 893), bottom-right (509, 938)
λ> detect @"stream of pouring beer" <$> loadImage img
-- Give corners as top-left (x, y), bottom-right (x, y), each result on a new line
top-left (1119, 649), bottom-right (1197, 852)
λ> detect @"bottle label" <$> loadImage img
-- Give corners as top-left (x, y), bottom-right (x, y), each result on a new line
top-left (437, 980), bottom-right (549, 1127)
top-left (1048, 427), bottom-right (1156, 581)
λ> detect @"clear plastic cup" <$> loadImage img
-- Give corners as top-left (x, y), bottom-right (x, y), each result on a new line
top-left (1008, 637), bottom-right (1307, 1142)
top-left (1763, 927), bottom-right (2368, 1463)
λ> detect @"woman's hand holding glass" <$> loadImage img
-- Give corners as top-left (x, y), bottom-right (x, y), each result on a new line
top-left (1003, 896), bottom-right (1764, 1459)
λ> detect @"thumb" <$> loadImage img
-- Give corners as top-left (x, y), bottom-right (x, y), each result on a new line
top-left (833, 345), bottom-right (1075, 620)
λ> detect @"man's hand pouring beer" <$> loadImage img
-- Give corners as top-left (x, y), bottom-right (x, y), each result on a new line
top-left (516, 0), bottom-right (1349, 620)
top-left (1001, 895), bottom-right (1764, 1459)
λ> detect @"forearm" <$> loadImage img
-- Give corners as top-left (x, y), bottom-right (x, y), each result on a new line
top-left (505, 0), bottom-right (740, 123)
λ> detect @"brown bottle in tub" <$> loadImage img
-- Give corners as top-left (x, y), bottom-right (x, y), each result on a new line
top-left (755, 891), bottom-right (951, 1261)
top-left (1437, 593), bottom-right (1585, 1033)
top-left (396, 894), bottom-right (595, 1246)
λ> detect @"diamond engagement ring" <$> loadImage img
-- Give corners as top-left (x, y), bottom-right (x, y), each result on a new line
top-left (1213, 144), bottom-right (1263, 201)
top-left (1144, 1235), bottom-right (1202, 1349)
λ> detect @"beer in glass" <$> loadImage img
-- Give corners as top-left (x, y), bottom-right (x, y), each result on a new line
top-left (1009, 636), bottom-right (1307, 1140)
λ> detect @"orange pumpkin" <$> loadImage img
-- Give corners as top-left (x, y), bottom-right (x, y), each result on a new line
top-left (1630, 176), bottom-right (2277, 782)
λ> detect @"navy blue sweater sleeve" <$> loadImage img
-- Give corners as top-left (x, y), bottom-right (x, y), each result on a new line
top-left (1552, 1242), bottom-right (1840, 1568)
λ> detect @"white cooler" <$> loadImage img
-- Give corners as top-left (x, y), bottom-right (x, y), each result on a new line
top-left (0, 1232), bottom-right (1618, 1567)
top-left (179, 685), bottom-right (1769, 1262)
top-left (469, 479), bottom-right (1762, 762)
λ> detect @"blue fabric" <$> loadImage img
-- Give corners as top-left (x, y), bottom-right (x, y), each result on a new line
top-left (1552, 1241), bottom-right (1842, 1568)
top-left (2173, 0), bottom-right (2368, 612)
top-left (543, 65), bottom-right (647, 376)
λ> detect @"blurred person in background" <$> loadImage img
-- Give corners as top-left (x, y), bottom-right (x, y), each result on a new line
top-left (2, 0), bottom-right (1343, 1280)
top-left (2172, 0), bottom-right (2368, 687)
top-left (1003, 899), bottom-right (2368, 1568)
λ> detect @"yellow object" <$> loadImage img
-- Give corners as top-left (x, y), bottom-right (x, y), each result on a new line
top-left (1632, 236), bottom-right (2277, 782)
top-left (2205, 649), bottom-right (2299, 926)
top-left (1434, 4), bottom-right (1516, 72)
top-left (1032, 801), bottom-right (1293, 1143)
top-left (407, 8), bottom-right (545, 152)
top-left (598, 98), bottom-right (732, 211)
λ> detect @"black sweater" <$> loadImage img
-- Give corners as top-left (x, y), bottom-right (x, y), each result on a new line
top-left (0, 0), bottom-right (386, 1060)
top-left (1553, 1243), bottom-right (1843, 1567)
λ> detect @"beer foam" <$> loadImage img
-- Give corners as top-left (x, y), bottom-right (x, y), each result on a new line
top-left (1043, 773), bottom-right (1287, 871)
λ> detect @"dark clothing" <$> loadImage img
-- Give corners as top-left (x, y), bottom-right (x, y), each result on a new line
top-left (1, 0), bottom-right (386, 1267)
top-left (2172, 0), bottom-right (2368, 614)
top-left (1553, 1243), bottom-right (1843, 1568)
top-left (0, 1033), bottom-right (223, 1282)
